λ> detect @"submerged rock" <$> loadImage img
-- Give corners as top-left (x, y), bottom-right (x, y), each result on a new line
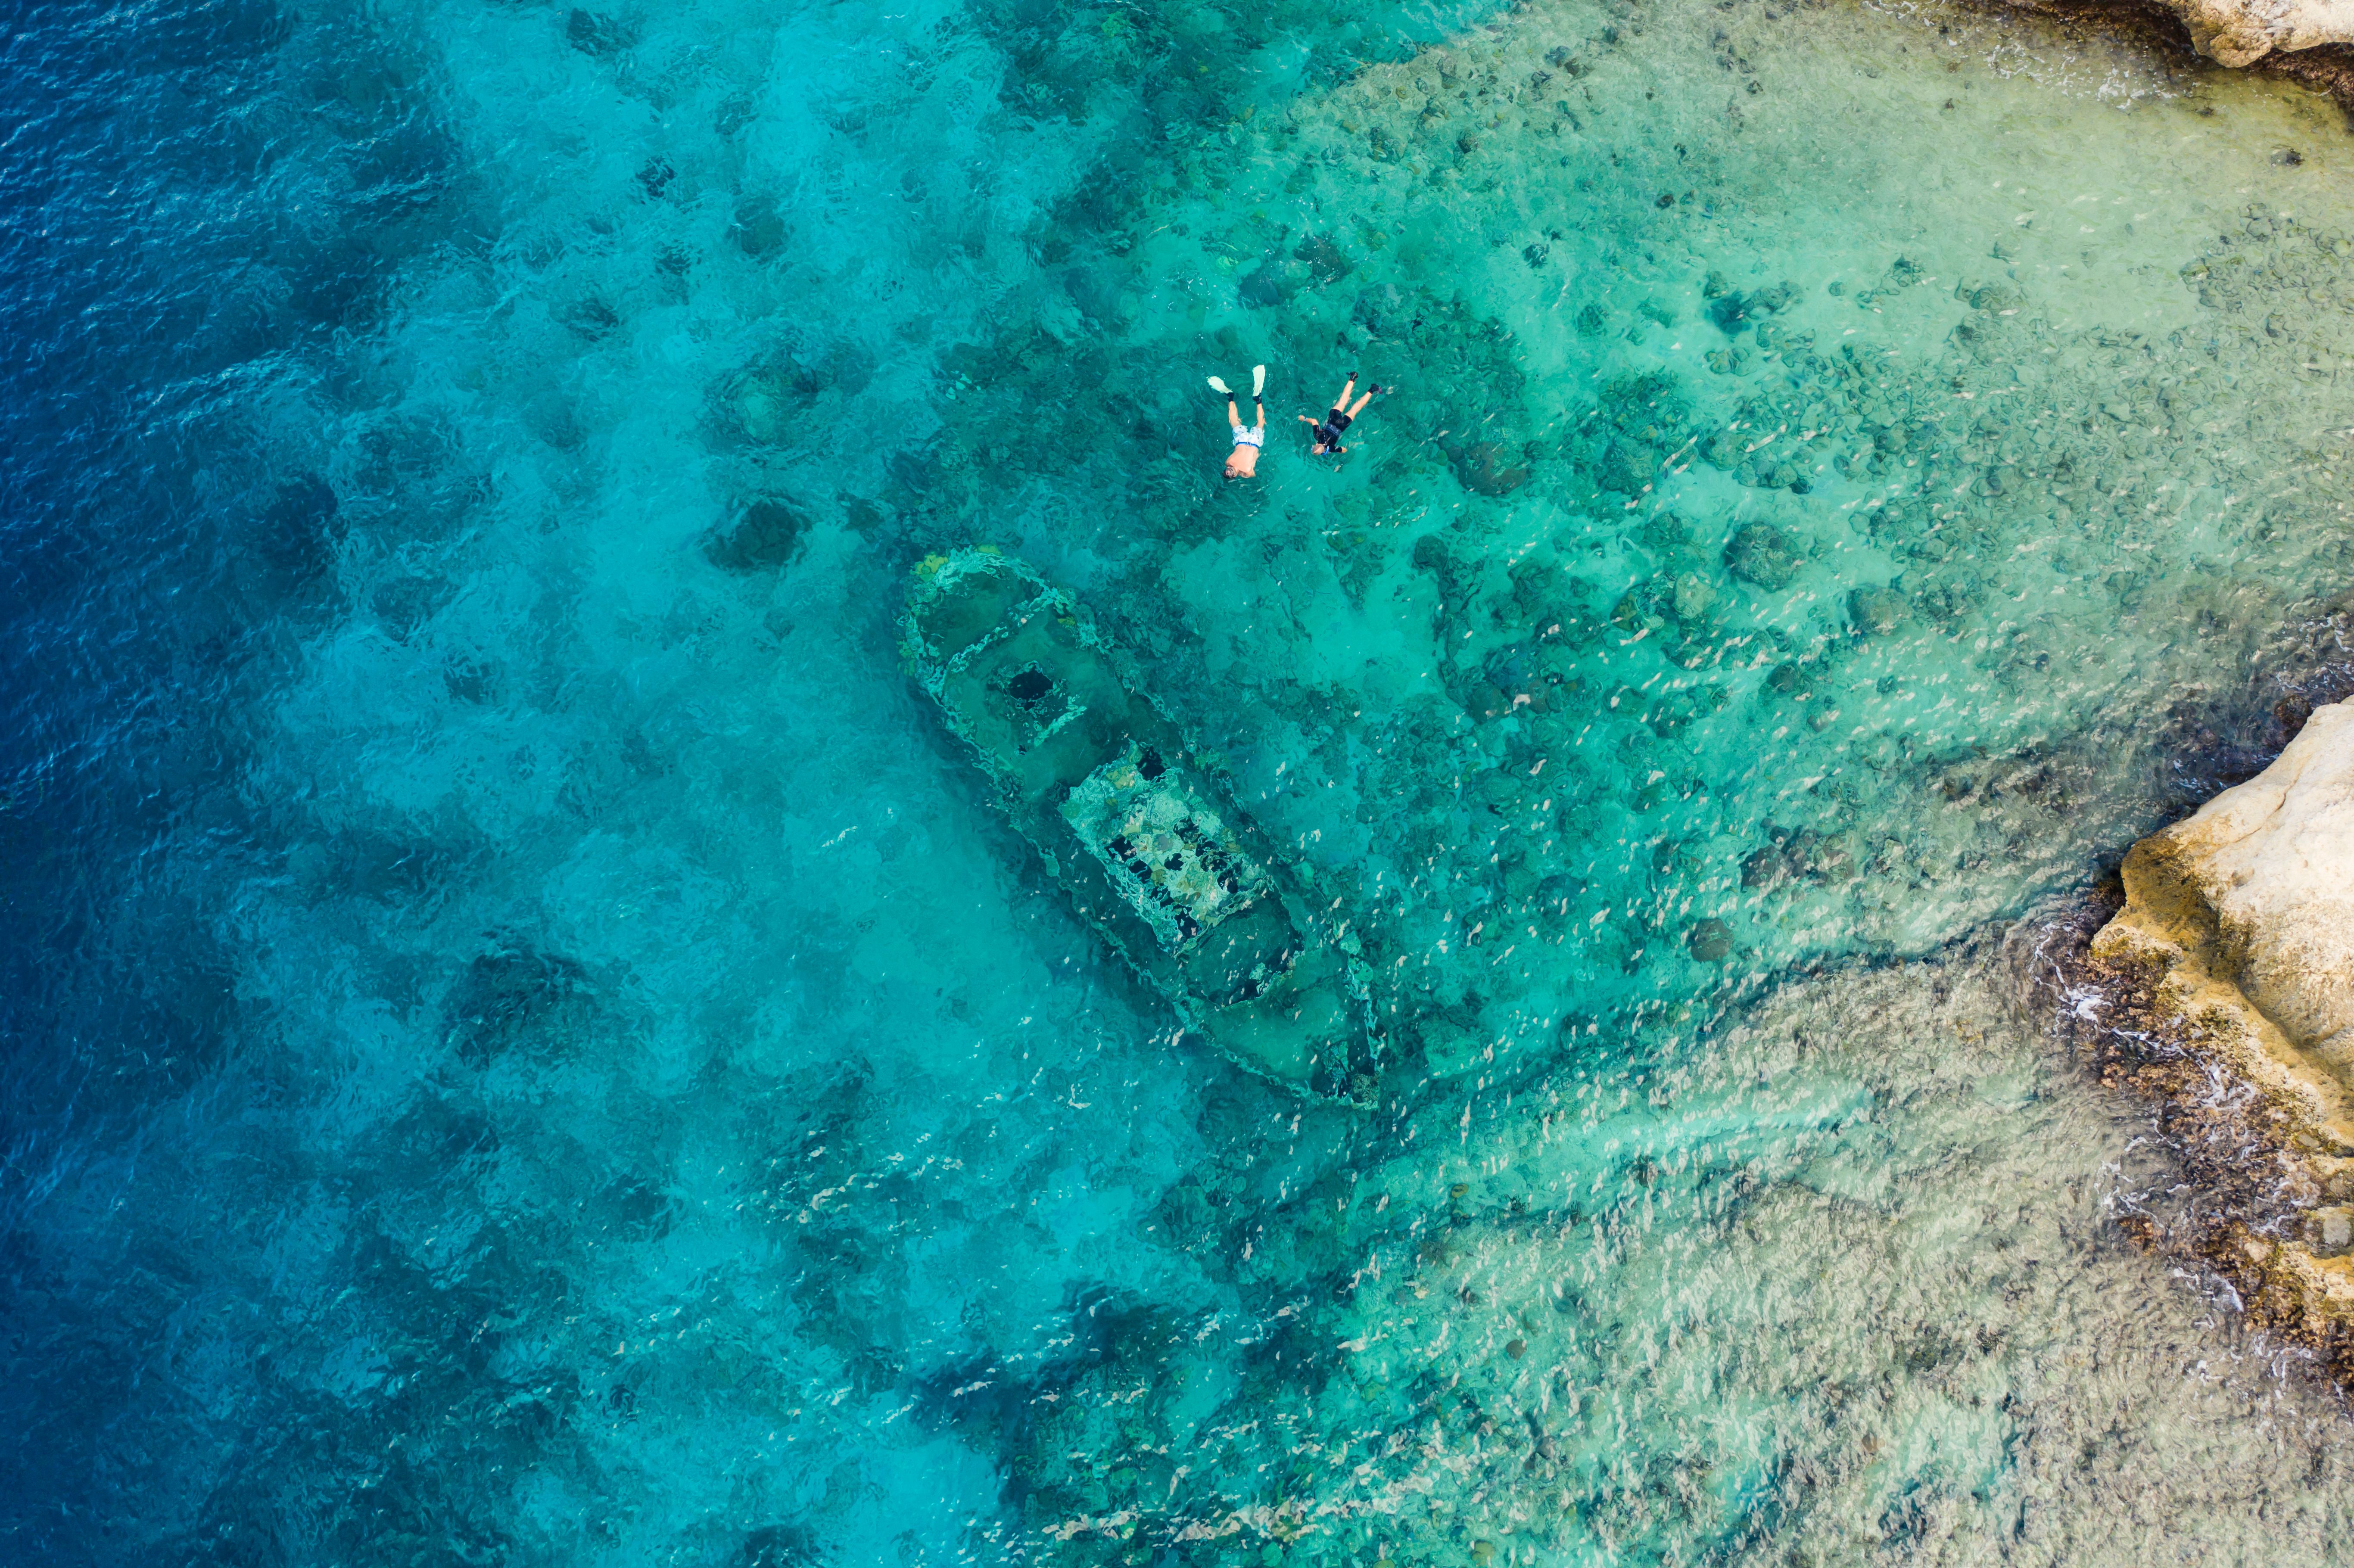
top-left (1686, 917), bottom-right (1733, 962)
top-left (1600, 437), bottom-right (1657, 494)
top-left (704, 497), bottom-right (810, 571)
top-left (1292, 232), bottom-right (1353, 286)
top-left (1670, 571), bottom-right (1717, 623)
top-left (2085, 700), bottom-right (2354, 1376)
top-left (1847, 584), bottom-right (1909, 636)
top-left (1445, 439), bottom-right (1531, 496)
top-left (1722, 522), bottom-right (1802, 590)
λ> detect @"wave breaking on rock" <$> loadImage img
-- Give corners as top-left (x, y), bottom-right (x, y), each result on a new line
top-left (2044, 698), bottom-right (2354, 1378)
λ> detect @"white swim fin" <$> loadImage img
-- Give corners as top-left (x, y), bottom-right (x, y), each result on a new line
top-left (1251, 364), bottom-right (1266, 396)
top-left (1207, 376), bottom-right (1233, 395)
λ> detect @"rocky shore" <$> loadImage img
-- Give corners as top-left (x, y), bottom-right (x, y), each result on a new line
top-left (2002, 0), bottom-right (2354, 101)
top-left (2145, 0), bottom-right (2354, 68)
top-left (2061, 699), bottom-right (2354, 1378)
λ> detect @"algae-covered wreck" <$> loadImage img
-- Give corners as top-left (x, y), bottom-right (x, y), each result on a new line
top-left (904, 549), bottom-right (1377, 1102)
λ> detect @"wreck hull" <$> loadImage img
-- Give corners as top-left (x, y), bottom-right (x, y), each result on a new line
top-left (905, 550), bottom-right (1374, 1101)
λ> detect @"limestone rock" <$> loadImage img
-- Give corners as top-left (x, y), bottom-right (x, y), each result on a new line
top-left (2306, 1205), bottom-right (2354, 1254)
top-left (2167, 0), bottom-right (2354, 66)
top-left (2089, 699), bottom-right (2354, 1372)
top-left (2092, 698), bottom-right (2354, 1146)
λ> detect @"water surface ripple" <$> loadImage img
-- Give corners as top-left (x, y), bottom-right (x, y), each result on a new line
top-left (6, 0), bottom-right (2354, 1562)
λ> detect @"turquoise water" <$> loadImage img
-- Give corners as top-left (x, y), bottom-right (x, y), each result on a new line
top-left (10, 0), bottom-right (2354, 1560)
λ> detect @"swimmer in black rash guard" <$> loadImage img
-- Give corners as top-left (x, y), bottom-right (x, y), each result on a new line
top-left (1301, 371), bottom-right (1385, 455)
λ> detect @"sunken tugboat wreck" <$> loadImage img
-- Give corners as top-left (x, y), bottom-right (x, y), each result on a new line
top-left (905, 548), bottom-right (1378, 1102)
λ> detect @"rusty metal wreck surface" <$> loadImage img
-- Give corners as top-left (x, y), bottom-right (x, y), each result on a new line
top-left (903, 548), bottom-right (1377, 1103)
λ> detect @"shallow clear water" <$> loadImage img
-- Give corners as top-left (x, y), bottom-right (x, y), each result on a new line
top-left (7, 0), bottom-right (2354, 1561)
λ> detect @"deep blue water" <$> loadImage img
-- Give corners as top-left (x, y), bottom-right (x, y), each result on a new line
top-left (0, 1), bottom-right (441, 1547)
top-left (9, 0), bottom-right (2354, 1562)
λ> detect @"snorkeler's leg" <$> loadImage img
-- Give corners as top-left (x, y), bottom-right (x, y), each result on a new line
top-left (1332, 373), bottom-right (1357, 409)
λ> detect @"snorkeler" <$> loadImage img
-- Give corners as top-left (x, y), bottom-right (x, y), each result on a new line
top-left (1301, 372), bottom-right (1385, 455)
top-left (1210, 364), bottom-right (1267, 479)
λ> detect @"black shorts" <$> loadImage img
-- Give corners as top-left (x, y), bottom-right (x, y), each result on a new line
top-left (1324, 408), bottom-right (1354, 435)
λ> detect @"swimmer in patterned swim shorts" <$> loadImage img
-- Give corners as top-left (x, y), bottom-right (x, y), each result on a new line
top-left (1300, 370), bottom-right (1384, 456)
top-left (1210, 364), bottom-right (1267, 479)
